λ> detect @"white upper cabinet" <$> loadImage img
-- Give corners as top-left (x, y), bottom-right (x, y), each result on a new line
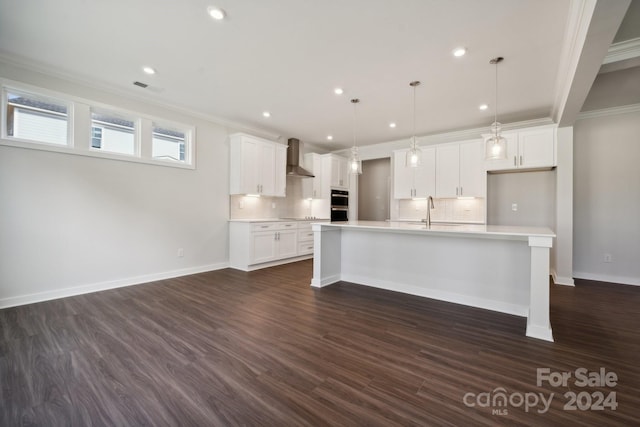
top-left (328, 155), bottom-right (349, 190)
top-left (459, 140), bottom-right (485, 197)
top-left (302, 153), bottom-right (324, 199)
top-left (436, 140), bottom-right (485, 198)
top-left (393, 147), bottom-right (435, 199)
top-left (484, 127), bottom-right (556, 171)
top-left (229, 133), bottom-right (286, 197)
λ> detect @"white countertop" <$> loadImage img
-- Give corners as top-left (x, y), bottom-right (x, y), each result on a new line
top-left (314, 220), bottom-right (555, 239)
top-left (229, 218), bottom-right (330, 222)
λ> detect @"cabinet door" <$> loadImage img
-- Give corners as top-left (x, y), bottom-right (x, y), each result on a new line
top-left (330, 156), bottom-right (349, 189)
top-left (518, 128), bottom-right (555, 168)
top-left (484, 132), bottom-right (518, 171)
top-left (273, 144), bottom-right (287, 197)
top-left (259, 142), bottom-right (276, 196)
top-left (435, 144), bottom-right (460, 198)
top-left (303, 154), bottom-right (325, 199)
top-left (393, 150), bottom-right (414, 199)
top-left (459, 140), bottom-right (485, 197)
top-left (231, 137), bottom-right (261, 194)
top-left (276, 230), bottom-right (298, 259)
top-left (414, 147), bottom-right (436, 198)
top-left (250, 232), bottom-right (277, 264)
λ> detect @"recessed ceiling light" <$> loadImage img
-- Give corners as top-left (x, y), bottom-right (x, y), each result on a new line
top-left (334, 88), bottom-right (344, 95)
top-left (142, 66), bottom-right (156, 75)
top-left (207, 6), bottom-right (226, 20)
top-left (327, 135), bottom-right (333, 140)
top-left (389, 122), bottom-right (397, 128)
top-left (453, 47), bottom-right (467, 57)
top-left (479, 104), bottom-right (489, 111)
top-left (262, 111), bottom-right (271, 118)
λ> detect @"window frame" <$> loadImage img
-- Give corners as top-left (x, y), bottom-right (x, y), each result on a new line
top-left (2, 85), bottom-right (73, 148)
top-left (1, 79), bottom-right (196, 170)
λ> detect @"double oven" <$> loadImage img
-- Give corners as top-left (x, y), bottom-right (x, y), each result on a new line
top-left (330, 189), bottom-right (349, 222)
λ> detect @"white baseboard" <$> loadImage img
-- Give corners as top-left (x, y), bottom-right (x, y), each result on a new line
top-left (573, 271), bottom-right (640, 287)
top-left (231, 255), bottom-right (313, 272)
top-left (526, 323), bottom-right (554, 342)
top-left (552, 270), bottom-right (575, 286)
top-left (310, 274), bottom-right (341, 288)
top-left (340, 273), bottom-right (528, 317)
top-left (0, 262), bottom-right (229, 309)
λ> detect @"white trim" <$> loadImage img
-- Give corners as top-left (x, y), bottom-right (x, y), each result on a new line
top-left (525, 323), bottom-right (554, 342)
top-left (551, 0), bottom-right (597, 124)
top-left (0, 262), bottom-right (229, 309)
top-left (340, 273), bottom-right (529, 317)
top-left (0, 52), bottom-right (281, 142)
top-left (552, 270), bottom-right (575, 286)
top-left (573, 271), bottom-right (640, 287)
top-left (576, 103), bottom-right (640, 120)
top-left (310, 274), bottom-right (341, 288)
top-left (603, 37), bottom-right (640, 64)
top-left (231, 254), bottom-right (313, 272)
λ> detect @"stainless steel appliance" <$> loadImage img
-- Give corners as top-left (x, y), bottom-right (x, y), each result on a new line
top-left (331, 189), bottom-right (349, 222)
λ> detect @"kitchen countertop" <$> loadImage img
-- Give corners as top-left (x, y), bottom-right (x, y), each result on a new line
top-left (229, 218), bottom-right (329, 222)
top-left (314, 220), bottom-right (555, 239)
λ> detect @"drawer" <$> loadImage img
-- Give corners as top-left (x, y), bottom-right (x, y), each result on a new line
top-left (297, 222), bottom-right (313, 232)
top-left (276, 222), bottom-right (298, 230)
top-left (251, 222), bottom-right (278, 232)
top-left (297, 230), bottom-right (314, 242)
top-left (298, 241), bottom-right (314, 255)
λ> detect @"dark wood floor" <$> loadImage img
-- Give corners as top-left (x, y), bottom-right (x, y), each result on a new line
top-left (1, 260), bottom-right (639, 426)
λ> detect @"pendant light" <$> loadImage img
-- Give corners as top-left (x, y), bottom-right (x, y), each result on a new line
top-left (485, 57), bottom-right (507, 160)
top-left (406, 81), bottom-right (422, 167)
top-left (348, 98), bottom-right (362, 175)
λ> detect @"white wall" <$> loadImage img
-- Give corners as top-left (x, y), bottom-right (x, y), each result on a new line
top-left (0, 61), bottom-right (233, 307)
top-left (573, 108), bottom-right (640, 285)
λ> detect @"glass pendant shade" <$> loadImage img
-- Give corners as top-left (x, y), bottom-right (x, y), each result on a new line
top-left (406, 137), bottom-right (422, 167)
top-left (485, 57), bottom-right (507, 161)
top-left (349, 146), bottom-right (362, 174)
top-left (406, 80), bottom-right (422, 168)
top-left (485, 121), bottom-right (507, 160)
top-left (349, 98), bottom-right (362, 175)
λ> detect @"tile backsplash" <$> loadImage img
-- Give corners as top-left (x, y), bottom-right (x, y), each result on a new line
top-left (230, 178), bottom-right (317, 219)
top-left (397, 198), bottom-right (485, 223)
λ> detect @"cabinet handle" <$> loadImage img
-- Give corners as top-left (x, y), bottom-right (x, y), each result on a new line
top-left (513, 156), bottom-right (517, 166)
top-left (261, 225), bottom-right (269, 228)
top-left (313, 190), bottom-right (316, 198)
top-left (520, 155), bottom-right (523, 166)
top-left (460, 187), bottom-right (463, 196)
top-left (257, 184), bottom-right (260, 192)
top-left (307, 246), bottom-right (313, 250)
top-left (456, 187), bottom-right (459, 196)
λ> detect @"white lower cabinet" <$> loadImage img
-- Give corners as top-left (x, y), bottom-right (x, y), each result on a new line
top-left (230, 220), bottom-right (326, 271)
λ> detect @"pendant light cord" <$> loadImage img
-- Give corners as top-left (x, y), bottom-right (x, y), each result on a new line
top-left (494, 59), bottom-right (498, 136)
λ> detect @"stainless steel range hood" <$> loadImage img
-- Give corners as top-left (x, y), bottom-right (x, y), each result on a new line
top-left (286, 138), bottom-right (314, 178)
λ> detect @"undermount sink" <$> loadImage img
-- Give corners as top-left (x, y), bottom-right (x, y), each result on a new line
top-left (406, 222), bottom-right (463, 226)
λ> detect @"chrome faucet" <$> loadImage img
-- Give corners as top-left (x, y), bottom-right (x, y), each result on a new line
top-left (422, 196), bottom-right (435, 227)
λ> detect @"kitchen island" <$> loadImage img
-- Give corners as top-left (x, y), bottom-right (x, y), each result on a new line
top-left (311, 221), bottom-right (555, 341)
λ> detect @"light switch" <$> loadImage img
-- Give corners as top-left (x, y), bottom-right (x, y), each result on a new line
top-left (511, 203), bottom-right (518, 211)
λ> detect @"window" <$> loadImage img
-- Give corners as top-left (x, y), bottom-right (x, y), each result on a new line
top-left (4, 89), bottom-right (69, 145)
top-left (90, 110), bottom-right (136, 155)
top-left (152, 124), bottom-right (187, 163)
top-left (2, 81), bottom-right (195, 169)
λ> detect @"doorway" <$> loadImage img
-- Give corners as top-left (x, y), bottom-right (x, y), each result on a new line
top-left (358, 158), bottom-right (390, 221)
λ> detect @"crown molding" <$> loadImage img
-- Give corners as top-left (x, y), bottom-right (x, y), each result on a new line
top-left (331, 117), bottom-right (556, 158)
top-left (603, 37), bottom-right (640, 64)
top-left (576, 103), bottom-right (640, 120)
top-left (0, 52), bottom-right (282, 141)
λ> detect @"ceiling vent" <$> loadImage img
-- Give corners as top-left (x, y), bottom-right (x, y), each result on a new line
top-left (133, 81), bottom-right (149, 88)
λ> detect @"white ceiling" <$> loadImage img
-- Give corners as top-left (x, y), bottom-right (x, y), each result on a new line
top-left (0, 0), bottom-right (579, 149)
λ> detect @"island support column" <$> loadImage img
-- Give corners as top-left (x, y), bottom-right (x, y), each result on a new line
top-left (526, 236), bottom-right (554, 342)
top-left (310, 224), bottom-right (342, 288)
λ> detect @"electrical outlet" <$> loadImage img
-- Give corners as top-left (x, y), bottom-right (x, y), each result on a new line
top-left (511, 203), bottom-right (518, 212)
top-left (272, 202), bottom-right (276, 209)
top-left (177, 248), bottom-right (184, 258)
top-left (238, 200), bottom-right (244, 209)
top-left (603, 253), bottom-right (612, 263)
